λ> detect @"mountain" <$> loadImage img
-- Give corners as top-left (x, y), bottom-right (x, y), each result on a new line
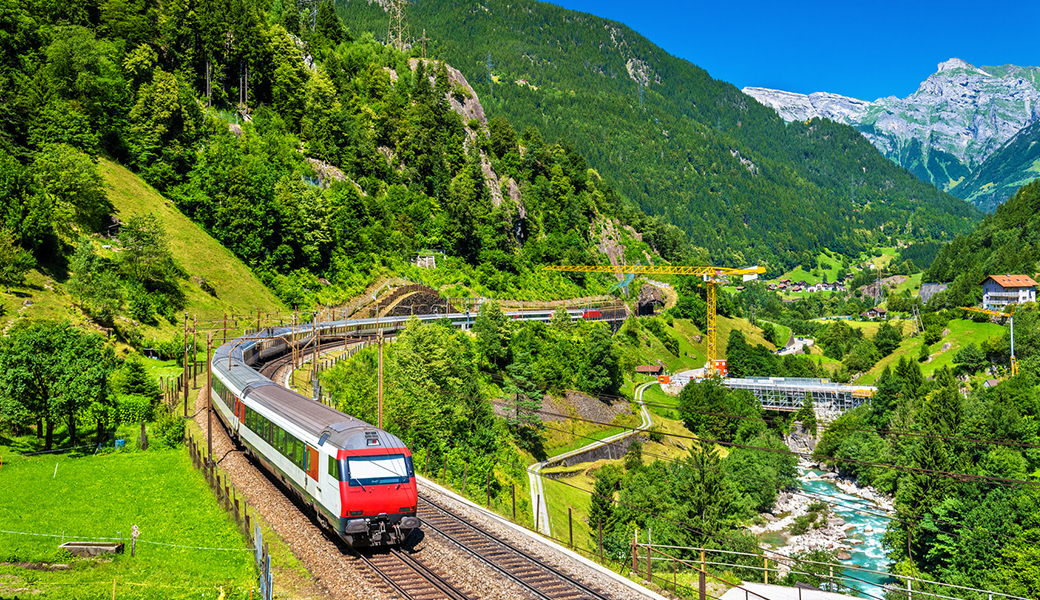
top-left (338, 0), bottom-right (980, 271)
top-left (925, 178), bottom-right (1040, 309)
top-left (954, 119), bottom-right (1040, 210)
top-left (744, 58), bottom-right (1040, 208)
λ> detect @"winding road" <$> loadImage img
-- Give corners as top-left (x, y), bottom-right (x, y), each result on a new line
top-left (527, 381), bottom-right (656, 536)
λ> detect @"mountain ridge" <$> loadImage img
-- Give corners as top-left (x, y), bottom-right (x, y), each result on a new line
top-left (743, 58), bottom-right (1040, 209)
top-left (338, 0), bottom-right (980, 269)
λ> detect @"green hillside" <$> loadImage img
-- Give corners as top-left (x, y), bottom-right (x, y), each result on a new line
top-left (100, 158), bottom-right (283, 321)
top-left (925, 179), bottom-right (1040, 308)
top-left (339, 0), bottom-right (980, 271)
top-left (954, 119), bottom-right (1040, 211)
top-left (0, 160), bottom-right (282, 340)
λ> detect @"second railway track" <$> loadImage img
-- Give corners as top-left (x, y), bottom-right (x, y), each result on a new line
top-left (418, 495), bottom-right (613, 600)
top-left (354, 547), bottom-right (477, 600)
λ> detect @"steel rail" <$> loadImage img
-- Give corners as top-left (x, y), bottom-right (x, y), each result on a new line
top-left (418, 495), bottom-right (614, 600)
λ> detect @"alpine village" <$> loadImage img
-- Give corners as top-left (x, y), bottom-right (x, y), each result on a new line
top-left (2, 0), bottom-right (1040, 599)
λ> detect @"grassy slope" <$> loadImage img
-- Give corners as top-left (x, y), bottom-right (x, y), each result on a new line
top-left (0, 449), bottom-right (254, 599)
top-left (1, 160), bottom-right (283, 341)
top-left (100, 159), bottom-right (283, 327)
top-left (856, 318), bottom-right (1005, 385)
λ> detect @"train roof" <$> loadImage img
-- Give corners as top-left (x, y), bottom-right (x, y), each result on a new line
top-left (245, 384), bottom-right (407, 451)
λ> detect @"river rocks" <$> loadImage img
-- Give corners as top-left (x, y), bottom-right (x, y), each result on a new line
top-left (761, 513), bottom-right (777, 523)
top-left (828, 517), bottom-right (846, 527)
top-left (864, 525), bottom-right (874, 532)
top-left (836, 551), bottom-right (852, 561)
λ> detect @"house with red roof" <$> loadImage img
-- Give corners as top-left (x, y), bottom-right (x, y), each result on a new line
top-left (981, 274), bottom-right (1037, 310)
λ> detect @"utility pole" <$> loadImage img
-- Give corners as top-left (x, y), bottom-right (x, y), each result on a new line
top-left (417, 28), bottom-right (429, 59)
top-left (206, 334), bottom-right (213, 465)
top-left (183, 313), bottom-right (189, 417)
top-left (192, 314), bottom-right (198, 387)
top-left (386, 0), bottom-right (409, 52)
top-left (377, 331), bottom-right (384, 429)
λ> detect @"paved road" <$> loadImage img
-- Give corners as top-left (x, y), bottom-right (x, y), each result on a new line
top-left (527, 381), bottom-right (655, 536)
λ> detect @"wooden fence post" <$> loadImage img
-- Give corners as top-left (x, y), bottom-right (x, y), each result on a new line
top-left (598, 519), bottom-right (603, 562)
top-left (568, 508), bottom-right (573, 548)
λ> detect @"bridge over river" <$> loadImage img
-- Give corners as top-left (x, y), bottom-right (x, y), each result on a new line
top-left (723, 376), bottom-right (875, 414)
top-left (670, 374), bottom-right (876, 421)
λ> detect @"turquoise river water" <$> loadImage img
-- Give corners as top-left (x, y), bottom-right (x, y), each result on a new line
top-left (798, 469), bottom-right (896, 597)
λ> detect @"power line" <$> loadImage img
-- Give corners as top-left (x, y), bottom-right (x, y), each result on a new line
top-left (536, 422), bottom-right (1031, 554)
top-left (493, 401), bottom-right (1040, 490)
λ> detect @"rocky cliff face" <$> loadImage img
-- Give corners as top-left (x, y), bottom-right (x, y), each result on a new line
top-left (744, 58), bottom-right (1040, 204)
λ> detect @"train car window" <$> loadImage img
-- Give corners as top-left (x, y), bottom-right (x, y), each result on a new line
top-left (328, 456), bottom-right (338, 479)
top-left (286, 436), bottom-right (294, 463)
top-left (277, 429), bottom-right (286, 455)
top-left (296, 440), bottom-right (305, 468)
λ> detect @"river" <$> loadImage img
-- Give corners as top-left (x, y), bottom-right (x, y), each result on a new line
top-left (754, 465), bottom-right (896, 598)
top-left (799, 469), bottom-right (895, 597)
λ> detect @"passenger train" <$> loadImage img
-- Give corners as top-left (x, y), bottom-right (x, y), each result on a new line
top-left (209, 309), bottom-right (611, 546)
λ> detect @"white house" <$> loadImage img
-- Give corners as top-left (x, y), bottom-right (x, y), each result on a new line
top-left (981, 274), bottom-right (1037, 310)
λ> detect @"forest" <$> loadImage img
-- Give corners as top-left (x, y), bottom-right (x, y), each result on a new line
top-left (0, 0), bottom-right (695, 326)
top-left (338, 0), bottom-right (981, 271)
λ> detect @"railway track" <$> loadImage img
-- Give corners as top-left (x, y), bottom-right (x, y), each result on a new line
top-left (353, 547), bottom-right (476, 600)
top-left (418, 496), bottom-right (613, 600)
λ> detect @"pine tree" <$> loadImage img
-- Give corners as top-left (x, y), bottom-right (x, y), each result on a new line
top-left (588, 464), bottom-right (620, 535)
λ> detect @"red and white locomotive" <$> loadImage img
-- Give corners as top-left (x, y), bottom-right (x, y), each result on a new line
top-left (210, 321), bottom-right (419, 546)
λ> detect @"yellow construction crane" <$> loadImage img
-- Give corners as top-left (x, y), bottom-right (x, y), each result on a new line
top-left (543, 264), bottom-right (766, 377)
top-left (960, 306), bottom-right (1018, 377)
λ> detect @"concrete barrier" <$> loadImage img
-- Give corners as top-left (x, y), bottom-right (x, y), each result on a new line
top-left (59, 542), bottom-right (124, 557)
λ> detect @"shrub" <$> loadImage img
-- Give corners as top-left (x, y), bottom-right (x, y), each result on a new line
top-left (791, 512), bottom-right (817, 535)
top-left (117, 393), bottom-right (154, 424)
top-left (153, 411), bottom-right (185, 448)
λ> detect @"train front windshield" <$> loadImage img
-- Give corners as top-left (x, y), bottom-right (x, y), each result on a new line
top-left (347, 454), bottom-right (413, 486)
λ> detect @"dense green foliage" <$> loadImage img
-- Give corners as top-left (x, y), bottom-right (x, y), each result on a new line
top-left (321, 309), bottom-right (621, 491)
top-left (0, 322), bottom-right (117, 449)
top-left (814, 362), bottom-right (1040, 595)
top-left (339, 0), bottom-right (980, 272)
top-left (582, 378), bottom-right (798, 580)
top-left (925, 179), bottom-right (1040, 308)
top-left (0, 0), bottom-right (680, 314)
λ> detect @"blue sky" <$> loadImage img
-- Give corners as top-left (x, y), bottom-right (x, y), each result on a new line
top-left (547, 0), bottom-right (1040, 101)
